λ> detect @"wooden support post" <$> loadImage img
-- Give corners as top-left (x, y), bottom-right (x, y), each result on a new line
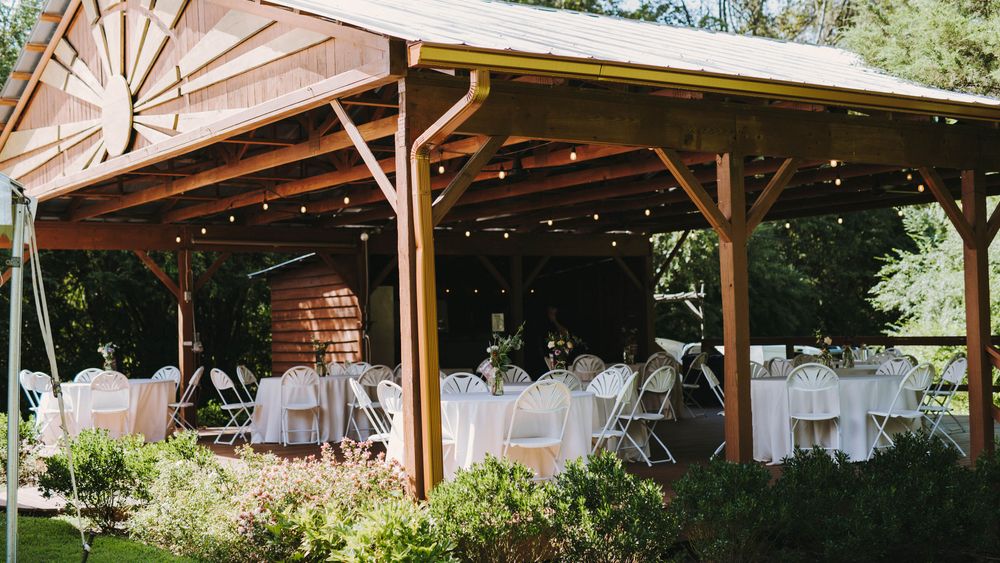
top-left (395, 80), bottom-right (426, 498)
top-left (177, 250), bottom-right (197, 424)
top-left (511, 255), bottom-right (524, 366)
top-left (717, 153), bottom-right (752, 462)
top-left (961, 169), bottom-right (995, 460)
top-left (358, 241), bottom-right (370, 362)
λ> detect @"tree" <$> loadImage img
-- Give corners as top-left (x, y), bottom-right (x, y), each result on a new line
top-left (0, 0), bottom-right (41, 81)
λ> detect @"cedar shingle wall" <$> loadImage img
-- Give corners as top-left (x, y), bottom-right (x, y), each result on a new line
top-left (270, 263), bottom-right (361, 376)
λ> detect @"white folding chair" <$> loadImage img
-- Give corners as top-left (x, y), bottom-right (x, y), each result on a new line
top-left (393, 363), bottom-right (403, 383)
top-left (617, 366), bottom-right (679, 466)
top-left (921, 355), bottom-right (967, 455)
top-left (602, 363), bottom-right (634, 383)
top-left (501, 365), bottom-right (532, 384)
top-left (23, 372), bottom-right (73, 436)
top-left (589, 372), bottom-right (636, 454)
top-left (345, 364), bottom-right (394, 440)
top-left (786, 363), bottom-right (841, 454)
top-left (346, 361), bottom-right (372, 377)
top-left (211, 368), bottom-right (254, 445)
top-left (73, 368), bottom-right (102, 383)
top-left (327, 362), bottom-right (347, 377)
top-left (90, 371), bottom-right (131, 438)
top-left (766, 358), bottom-right (794, 379)
top-left (169, 366), bottom-right (203, 431)
top-left (867, 363), bottom-right (933, 459)
top-left (280, 366), bottom-right (321, 446)
top-left (19, 370), bottom-right (42, 416)
top-left (701, 364), bottom-right (727, 457)
top-left (876, 357), bottom-right (914, 376)
top-left (642, 351), bottom-right (678, 379)
top-left (152, 366), bottom-right (181, 397)
top-left (538, 369), bottom-right (582, 391)
top-left (236, 365), bottom-right (259, 403)
top-left (441, 372), bottom-right (488, 394)
top-left (571, 354), bottom-right (606, 384)
top-left (681, 352), bottom-right (707, 408)
top-left (502, 380), bottom-right (572, 480)
top-left (749, 361), bottom-right (771, 379)
top-left (348, 378), bottom-right (391, 446)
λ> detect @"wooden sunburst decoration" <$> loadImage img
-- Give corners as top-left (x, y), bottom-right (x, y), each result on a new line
top-left (1, 0), bottom-right (326, 179)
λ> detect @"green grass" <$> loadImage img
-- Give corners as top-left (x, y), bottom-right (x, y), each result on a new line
top-left (0, 515), bottom-right (193, 562)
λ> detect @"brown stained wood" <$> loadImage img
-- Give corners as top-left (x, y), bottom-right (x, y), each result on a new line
top-left (476, 255), bottom-right (511, 291)
top-left (77, 115), bottom-right (397, 221)
top-left (330, 99), bottom-right (397, 213)
top-left (961, 169), bottom-right (996, 460)
top-left (919, 167), bottom-right (975, 246)
top-left (716, 153), bottom-right (752, 463)
top-left (986, 205), bottom-right (1000, 244)
top-left (431, 135), bottom-right (506, 225)
top-left (654, 147), bottom-right (732, 242)
top-left (614, 255), bottom-right (643, 291)
top-left (986, 345), bottom-right (1000, 371)
top-left (745, 158), bottom-right (800, 233)
top-left (194, 252), bottom-right (230, 291)
top-left (134, 250), bottom-right (180, 299)
top-left (654, 230), bottom-right (690, 284)
top-left (524, 256), bottom-right (550, 287)
top-left (372, 260), bottom-right (398, 288)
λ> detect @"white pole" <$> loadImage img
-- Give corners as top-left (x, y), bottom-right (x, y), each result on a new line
top-left (6, 192), bottom-right (26, 563)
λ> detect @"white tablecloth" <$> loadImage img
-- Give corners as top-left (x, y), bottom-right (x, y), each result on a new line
top-left (251, 375), bottom-right (364, 443)
top-left (39, 378), bottom-right (174, 443)
top-left (752, 370), bottom-right (919, 463)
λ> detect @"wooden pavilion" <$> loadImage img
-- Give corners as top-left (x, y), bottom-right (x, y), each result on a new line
top-left (1, 0), bottom-right (999, 497)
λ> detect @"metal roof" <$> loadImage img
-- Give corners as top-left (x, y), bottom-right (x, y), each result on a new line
top-left (0, 0), bottom-right (70, 126)
top-left (272, 0), bottom-right (1000, 112)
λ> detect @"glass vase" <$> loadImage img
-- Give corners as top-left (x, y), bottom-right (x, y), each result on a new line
top-left (490, 370), bottom-right (504, 396)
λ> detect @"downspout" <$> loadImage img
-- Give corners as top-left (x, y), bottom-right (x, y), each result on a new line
top-left (409, 69), bottom-right (490, 493)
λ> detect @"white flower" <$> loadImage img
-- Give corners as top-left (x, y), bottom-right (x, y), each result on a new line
top-left (566, 342), bottom-right (573, 349)
top-left (547, 341), bottom-right (555, 349)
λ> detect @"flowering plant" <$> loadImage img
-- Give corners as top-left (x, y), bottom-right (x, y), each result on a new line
top-left (546, 332), bottom-right (581, 369)
top-left (311, 338), bottom-right (334, 376)
top-left (815, 335), bottom-right (834, 367)
top-left (486, 324), bottom-right (524, 395)
top-left (97, 342), bottom-right (117, 371)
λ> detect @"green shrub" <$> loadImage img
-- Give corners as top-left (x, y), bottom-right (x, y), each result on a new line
top-left (549, 451), bottom-right (674, 562)
top-left (142, 431), bottom-right (216, 469)
top-left (129, 458), bottom-right (245, 562)
top-left (428, 455), bottom-right (553, 563)
top-left (668, 457), bottom-right (776, 562)
top-left (972, 443), bottom-right (1000, 557)
top-left (196, 400), bottom-right (229, 428)
top-left (0, 412), bottom-right (44, 486)
top-left (38, 430), bottom-right (154, 532)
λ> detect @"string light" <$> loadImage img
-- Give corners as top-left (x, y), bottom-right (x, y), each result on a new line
top-left (648, 236), bottom-right (654, 243)
top-left (501, 289), bottom-right (506, 294)
top-left (611, 240), bottom-right (617, 247)
top-left (898, 209), bottom-right (905, 217)
top-left (503, 232), bottom-right (510, 239)
top-left (498, 167), bottom-right (506, 180)
top-left (438, 163), bottom-right (446, 175)
top-left (474, 289), bottom-right (479, 294)
top-left (784, 222), bottom-right (791, 229)
top-left (465, 230), bottom-right (471, 237)
top-left (300, 205), bottom-right (307, 214)
top-left (343, 196), bottom-right (350, 205)
top-left (644, 208), bottom-right (651, 216)
top-left (445, 289), bottom-right (450, 294)
top-left (569, 147), bottom-right (578, 161)
top-left (592, 213), bottom-right (600, 221)
top-left (906, 172), bottom-right (913, 181)
top-left (837, 217), bottom-right (844, 225)
top-left (175, 236), bottom-right (182, 243)
top-left (228, 215), bottom-right (235, 223)
top-left (829, 160), bottom-right (839, 167)
top-left (262, 201), bottom-right (269, 211)
top-left (917, 184), bottom-right (925, 193)
top-left (546, 219), bottom-right (553, 226)
top-left (200, 227), bottom-right (207, 235)
top-left (834, 176), bottom-right (842, 187)
top-left (530, 289), bottom-right (535, 294)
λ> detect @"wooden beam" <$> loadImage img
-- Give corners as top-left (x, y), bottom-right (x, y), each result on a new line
top-left (330, 100), bottom-right (397, 213)
top-left (406, 75), bottom-right (1000, 169)
top-left (987, 205), bottom-right (1000, 245)
top-left (76, 115), bottom-right (397, 221)
top-left (524, 256), bottom-right (550, 287)
top-left (432, 135), bottom-right (506, 225)
top-left (23, 43), bottom-right (46, 53)
top-left (716, 153), bottom-right (752, 462)
top-left (654, 147), bottom-right (732, 242)
top-left (39, 12), bottom-right (63, 23)
top-left (9, 72), bottom-right (31, 81)
top-left (654, 230), bottom-right (690, 284)
top-left (613, 255), bottom-right (643, 291)
top-left (194, 252), bottom-right (231, 291)
top-left (476, 255), bottom-right (510, 291)
top-left (919, 167), bottom-right (975, 245)
top-left (134, 250), bottom-right (180, 299)
top-left (961, 169), bottom-right (995, 460)
top-left (745, 158), bottom-right (800, 233)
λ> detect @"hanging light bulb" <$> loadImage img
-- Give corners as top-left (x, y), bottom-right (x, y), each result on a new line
top-left (611, 240), bottom-right (617, 247)
top-left (917, 184), bottom-right (925, 193)
top-left (438, 163), bottom-right (446, 175)
top-left (898, 209), bottom-right (905, 217)
top-left (784, 222), bottom-right (791, 229)
top-left (648, 236), bottom-right (654, 243)
top-left (503, 232), bottom-right (510, 239)
top-left (829, 160), bottom-right (839, 167)
top-left (501, 289), bottom-right (506, 294)
top-left (593, 213), bottom-right (600, 221)
top-left (200, 227), bottom-right (207, 235)
top-left (498, 167), bottom-right (506, 180)
top-left (837, 217), bottom-right (844, 225)
top-left (343, 196), bottom-right (350, 205)
top-left (175, 236), bottom-right (182, 243)
top-left (834, 176), bottom-right (842, 186)
top-left (644, 208), bottom-right (651, 216)
top-left (546, 219), bottom-right (553, 226)
top-left (228, 214), bottom-right (236, 223)
top-left (445, 288), bottom-right (450, 294)
top-left (906, 172), bottom-right (913, 181)
top-left (464, 230), bottom-right (471, 237)
top-left (569, 146), bottom-right (578, 161)
top-left (262, 201), bottom-right (269, 211)
top-left (474, 289), bottom-right (479, 294)
top-left (300, 205), bottom-right (307, 214)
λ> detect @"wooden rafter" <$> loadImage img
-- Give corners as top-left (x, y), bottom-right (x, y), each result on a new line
top-left (476, 255), bottom-right (510, 291)
top-left (134, 250), bottom-right (180, 299)
top-left (986, 206), bottom-right (1000, 244)
top-left (613, 255), bottom-right (642, 291)
top-left (330, 100), bottom-right (397, 213)
top-left (745, 158), bottom-right (800, 233)
top-left (194, 252), bottom-right (231, 291)
top-left (524, 256), bottom-right (550, 287)
top-left (918, 167), bottom-right (975, 245)
top-left (432, 135), bottom-right (506, 225)
top-left (654, 148), bottom-right (732, 242)
top-left (654, 230), bottom-right (689, 284)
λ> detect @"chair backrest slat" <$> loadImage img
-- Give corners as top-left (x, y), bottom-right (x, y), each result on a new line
top-left (441, 372), bottom-right (488, 394)
top-left (538, 369), bottom-right (582, 391)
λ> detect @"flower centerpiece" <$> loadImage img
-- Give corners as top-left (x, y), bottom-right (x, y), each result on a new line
top-left (486, 324), bottom-right (524, 396)
top-left (311, 338), bottom-right (334, 376)
top-left (97, 342), bottom-right (117, 371)
top-left (816, 335), bottom-right (834, 367)
top-left (842, 343), bottom-right (855, 368)
top-left (546, 332), bottom-right (581, 369)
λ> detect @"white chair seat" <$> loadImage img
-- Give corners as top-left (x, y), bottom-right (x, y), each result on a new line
top-left (348, 400), bottom-right (380, 409)
top-left (92, 407), bottom-right (129, 414)
top-left (790, 412), bottom-right (839, 421)
top-left (593, 429), bottom-right (625, 439)
top-left (221, 402), bottom-right (255, 411)
top-left (508, 436), bottom-right (563, 449)
top-left (868, 408), bottom-right (923, 419)
top-left (168, 401), bottom-right (194, 409)
top-left (682, 383), bottom-right (698, 389)
top-left (284, 401), bottom-right (319, 411)
top-left (368, 432), bottom-right (391, 442)
top-left (920, 404), bottom-right (949, 413)
top-left (619, 412), bottom-right (666, 422)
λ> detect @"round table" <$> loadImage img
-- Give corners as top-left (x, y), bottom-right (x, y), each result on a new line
top-left (250, 375), bottom-right (366, 444)
top-left (39, 378), bottom-right (174, 443)
top-left (751, 369), bottom-right (919, 463)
